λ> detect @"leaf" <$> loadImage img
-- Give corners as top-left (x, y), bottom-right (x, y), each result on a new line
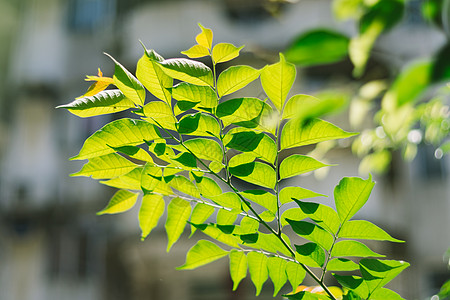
top-left (281, 118), bottom-right (356, 151)
top-left (339, 220), bottom-right (404, 242)
top-left (216, 97), bottom-right (276, 134)
top-left (212, 43), bottom-right (244, 64)
top-left (229, 153), bottom-right (277, 189)
top-left (207, 192), bottom-right (241, 210)
top-left (165, 197), bottom-right (192, 252)
top-left (172, 82), bottom-right (218, 109)
top-left (283, 93), bottom-right (347, 122)
top-left (216, 209), bottom-right (238, 225)
top-left (159, 58), bottom-right (214, 86)
top-left (139, 194), bottom-right (165, 240)
top-left (189, 203), bottom-right (215, 237)
top-left (57, 90), bottom-right (135, 118)
top-left (79, 68), bottom-right (114, 97)
top-left (287, 219), bottom-right (334, 250)
top-left (294, 200), bottom-right (341, 235)
top-left (333, 0), bottom-right (363, 20)
top-left (294, 242), bottom-right (326, 268)
top-left (359, 259), bottom-right (409, 294)
top-left (280, 154), bottom-right (331, 180)
top-left (177, 112), bottom-right (220, 137)
top-left (327, 258), bottom-right (359, 271)
top-left (168, 175), bottom-right (201, 199)
top-left (170, 152), bottom-right (197, 170)
top-left (284, 29), bottom-right (349, 66)
top-left (181, 44), bottom-right (210, 58)
top-left (229, 250), bottom-right (248, 291)
top-left (333, 274), bottom-right (369, 299)
top-left (177, 240), bottom-right (228, 270)
top-left (105, 53), bottom-right (146, 106)
top-left (100, 167), bottom-right (143, 190)
top-left (224, 128), bottom-right (277, 164)
top-left (109, 145), bottom-right (153, 162)
top-left (195, 176), bottom-right (222, 198)
top-left (247, 251), bottom-right (269, 296)
top-left (140, 164), bottom-right (164, 193)
top-left (370, 288), bottom-right (405, 300)
top-left (334, 175), bottom-right (375, 224)
top-left (141, 101), bottom-right (177, 131)
top-left (240, 190), bottom-right (277, 214)
top-left (280, 186), bottom-right (326, 205)
top-left (217, 65), bottom-right (261, 97)
top-left (267, 256), bottom-right (288, 296)
top-left (195, 23), bottom-right (213, 50)
top-left (71, 153), bottom-right (138, 179)
top-left (97, 189), bottom-right (138, 215)
top-left (71, 118), bottom-right (161, 160)
top-left (284, 291), bottom-right (330, 300)
top-left (281, 208), bottom-right (307, 226)
top-left (182, 138), bottom-right (223, 162)
top-left (286, 261), bottom-right (306, 290)
top-left (192, 223), bottom-right (240, 247)
top-left (260, 53), bottom-right (296, 112)
top-left (331, 240), bottom-right (384, 258)
top-left (282, 94), bottom-right (321, 120)
top-left (136, 49), bottom-right (172, 103)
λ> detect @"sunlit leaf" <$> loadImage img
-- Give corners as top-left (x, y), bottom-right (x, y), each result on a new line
top-left (140, 164), bottom-right (163, 193)
top-left (159, 58), bottom-right (214, 86)
top-left (229, 153), bottom-right (276, 189)
top-left (331, 240), bottom-right (384, 258)
top-left (294, 242), bottom-right (325, 268)
top-left (192, 223), bottom-right (240, 247)
top-left (283, 93), bottom-right (347, 122)
top-left (71, 153), bottom-right (138, 179)
top-left (216, 209), bottom-right (238, 226)
top-left (195, 23), bottom-right (213, 50)
top-left (189, 203), bottom-right (215, 237)
top-left (105, 53), bottom-right (146, 106)
top-left (172, 82), bottom-right (218, 109)
top-left (141, 101), bottom-right (177, 130)
top-left (240, 190), bottom-right (277, 214)
top-left (281, 208), bottom-right (307, 226)
top-left (286, 261), bottom-right (306, 290)
top-left (79, 68), bottom-right (114, 97)
top-left (177, 240), bottom-right (228, 270)
top-left (97, 189), bottom-right (138, 215)
top-left (136, 48), bottom-right (172, 103)
top-left (207, 192), bottom-right (241, 210)
top-left (229, 250), bottom-right (248, 291)
top-left (281, 118), bottom-right (356, 150)
top-left (177, 112), bottom-right (220, 137)
top-left (139, 193), bottom-right (165, 240)
top-left (280, 154), bottom-right (331, 180)
top-left (359, 259), bottom-right (409, 294)
top-left (195, 176), bottom-right (222, 198)
top-left (261, 53), bottom-right (296, 111)
top-left (247, 251), bottom-right (269, 296)
top-left (217, 65), bottom-right (261, 97)
top-left (109, 145), bottom-right (153, 162)
top-left (267, 256), bottom-right (288, 296)
top-left (333, 274), bottom-right (369, 299)
top-left (168, 175), bottom-right (201, 199)
top-left (212, 43), bottom-right (244, 64)
top-left (294, 200), bottom-right (340, 235)
top-left (282, 94), bottom-right (321, 120)
top-left (339, 220), bottom-right (404, 242)
top-left (284, 290), bottom-right (330, 300)
top-left (100, 167), bottom-right (143, 190)
top-left (327, 258), bottom-right (359, 271)
top-left (334, 175), bottom-right (375, 224)
top-left (284, 29), bottom-right (349, 66)
top-left (370, 288), bottom-right (404, 300)
top-left (71, 118), bottom-right (161, 160)
top-left (280, 186), bottom-right (326, 205)
top-left (287, 219), bottom-right (334, 250)
top-left (166, 197), bottom-right (192, 252)
top-left (181, 44), bottom-right (210, 58)
top-left (333, 0), bottom-right (363, 20)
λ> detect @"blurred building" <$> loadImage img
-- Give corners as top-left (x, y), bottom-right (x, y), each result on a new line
top-left (0, 0), bottom-right (449, 299)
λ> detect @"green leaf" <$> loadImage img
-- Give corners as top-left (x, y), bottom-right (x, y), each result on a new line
top-left (100, 167), bottom-right (143, 190)
top-left (71, 118), bottom-right (161, 160)
top-left (327, 258), bottom-right (359, 271)
top-left (280, 186), bottom-right (326, 205)
top-left (195, 176), bottom-right (222, 198)
top-left (165, 197), bottom-right (192, 252)
top-left (229, 153), bottom-right (277, 189)
top-left (238, 217), bottom-right (259, 234)
top-left (285, 261), bottom-right (306, 290)
top-left (141, 101), bottom-right (177, 131)
top-left (195, 23), bottom-right (213, 50)
top-left (333, 0), bottom-right (363, 20)
top-left (109, 145), bottom-right (153, 162)
top-left (177, 240), bottom-right (228, 270)
top-left (189, 203), bottom-right (215, 237)
top-left (168, 175), bottom-right (201, 199)
top-left (71, 153), bottom-right (138, 179)
top-left (216, 209), bottom-right (238, 225)
top-left (359, 259), bottom-right (409, 294)
top-left (182, 138), bottom-right (223, 162)
top-left (240, 190), bottom-right (277, 214)
top-left (281, 118), bottom-right (356, 151)
top-left (283, 93), bottom-right (347, 122)
top-left (282, 94), bottom-right (321, 120)
top-left (333, 274), bottom-right (369, 299)
top-left (105, 53), bottom-right (145, 106)
top-left (171, 152), bottom-right (197, 170)
top-left (97, 189), bottom-right (138, 215)
top-left (57, 90), bottom-right (135, 118)
top-left (284, 291), bottom-right (330, 300)
top-left (139, 193), bottom-right (165, 240)
top-left (247, 251), bottom-right (269, 296)
top-left (217, 66), bottom-right (261, 97)
top-left (284, 29), bottom-right (349, 66)
top-left (216, 97), bottom-right (276, 134)
top-left (339, 220), bottom-right (404, 242)
top-left (224, 128), bottom-right (277, 164)
top-left (334, 175), bottom-right (375, 224)
top-left (207, 192), bottom-right (241, 210)
top-left (181, 44), bottom-right (210, 58)
top-left (209, 160), bottom-right (225, 173)
top-left (294, 200), bottom-right (341, 235)
top-left (260, 53), bottom-right (296, 112)
top-left (370, 288), bottom-right (405, 300)
top-left (140, 164), bottom-right (163, 193)
top-left (287, 220), bottom-right (334, 250)
top-left (294, 242), bottom-right (325, 268)
top-left (177, 112), bottom-right (220, 137)
top-left (280, 154), bottom-right (331, 180)
top-left (267, 256), bottom-right (288, 296)
top-left (192, 223), bottom-right (240, 247)
top-left (172, 82), bottom-right (218, 109)
top-left (331, 240), bottom-right (384, 258)
top-left (136, 49), bottom-right (172, 103)
top-left (212, 42), bottom-right (244, 64)
top-left (159, 58), bottom-right (214, 86)
top-left (281, 208), bottom-right (307, 226)
top-left (229, 250), bottom-right (248, 291)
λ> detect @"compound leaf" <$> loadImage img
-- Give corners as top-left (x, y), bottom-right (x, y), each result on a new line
top-left (195, 24), bottom-right (213, 50)
top-left (97, 189), bottom-right (138, 215)
top-left (177, 240), bottom-right (228, 270)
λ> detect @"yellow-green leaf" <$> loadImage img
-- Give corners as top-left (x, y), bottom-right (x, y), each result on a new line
top-left (139, 193), bottom-right (165, 240)
top-left (212, 43), bottom-right (244, 64)
top-left (159, 58), bottom-right (214, 86)
top-left (229, 250), bottom-right (248, 291)
top-left (267, 256), bottom-right (288, 296)
top-left (181, 44), bottom-right (210, 58)
top-left (166, 197), bottom-right (192, 252)
top-left (280, 186), bottom-right (326, 205)
top-left (172, 82), bottom-right (218, 108)
top-left (195, 24), bottom-right (213, 50)
top-left (100, 167), bottom-right (143, 190)
top-left (177, 240), bottom-right (228, 270)
top-left (71, 153), bottom-right (138, 179)
top-left (182, 138), bottom-right (223, 162)
top-left (247, 251), bottom-right (269, 296)
top-left (286, 261), bottom-right (306, 290)
top-left (339, 220), bottom-right (404, 242)
top-left (97, 189), bottom-right (138, 215)
top-left (229, 153), bottom-right (276, 189)
top-left (190, 203), bottom-right (215, 237)
top-left (280, 154), bottom-right (331, 180)
top-left (141, 101), bottom-right (177, 131)
top-left (217, 66), bottom-right (261, 97)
